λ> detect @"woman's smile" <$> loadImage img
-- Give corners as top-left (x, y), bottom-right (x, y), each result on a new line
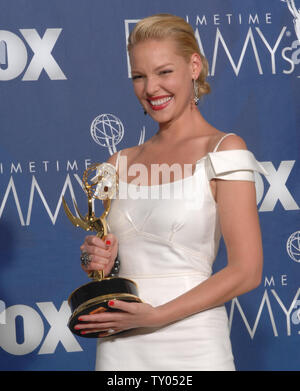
top-left (147, 95), bottom-right (174, 111)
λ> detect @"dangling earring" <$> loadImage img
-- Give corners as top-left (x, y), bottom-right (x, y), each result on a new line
top-left (193, 79), bottom-right (199, 106)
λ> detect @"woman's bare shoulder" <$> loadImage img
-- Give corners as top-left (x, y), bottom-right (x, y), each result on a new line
top-left (218, 135), bottom-right (247, 152)
top-left (106, 145), bottom-right (142, 166)
top-left (207, 130), bottom-right (247, 153)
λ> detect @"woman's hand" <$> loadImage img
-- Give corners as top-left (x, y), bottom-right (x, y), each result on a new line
top-left (74, 300), bottom-right (164, 337)
top-left (80, 233), bottom-right (118, 277)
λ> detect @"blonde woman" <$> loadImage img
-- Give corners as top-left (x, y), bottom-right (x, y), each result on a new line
top-left (77, 14), bottom-right (267, 371)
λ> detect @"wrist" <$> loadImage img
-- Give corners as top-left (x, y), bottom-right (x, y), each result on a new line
top-left (152, 305), bottom-right (171, 328)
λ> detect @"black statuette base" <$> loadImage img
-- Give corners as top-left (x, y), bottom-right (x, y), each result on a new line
top-left (68, 277), bottom-right (141, 338)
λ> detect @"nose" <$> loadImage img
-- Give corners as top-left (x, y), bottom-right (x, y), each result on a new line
top-left (144, 75), bottom-right (160, 96)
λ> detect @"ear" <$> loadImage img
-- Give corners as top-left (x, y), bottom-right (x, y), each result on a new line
top-left (190, 53), bottom-right (202, 80)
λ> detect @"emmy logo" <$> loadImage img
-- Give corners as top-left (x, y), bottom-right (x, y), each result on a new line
top-left (282, 0), bottom-right (300, 41)
top-left (90, 113), bottom-right (145, 155)
top-left (286, 231), bottom-right (300, 263)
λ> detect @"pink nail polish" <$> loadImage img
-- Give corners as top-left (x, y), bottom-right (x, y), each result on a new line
top-left (106, 240), bottom-right (111, 246)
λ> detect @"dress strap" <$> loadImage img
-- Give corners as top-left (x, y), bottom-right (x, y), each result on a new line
top-left (213, 133), bottom-right (236, 152)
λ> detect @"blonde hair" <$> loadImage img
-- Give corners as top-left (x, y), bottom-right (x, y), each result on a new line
top-left (127, 14), bottom-right (211, 98)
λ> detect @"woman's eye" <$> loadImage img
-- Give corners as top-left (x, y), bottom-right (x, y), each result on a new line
top-left (132, 75), bottom-right (143, 80)
top-left (160, 69), bottom-right (173, 75)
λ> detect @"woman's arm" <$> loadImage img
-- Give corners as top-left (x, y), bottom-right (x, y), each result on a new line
top-left (154, 177), bottom-right (263, 326)
top-left (153, 134), bottom-right (263, 325)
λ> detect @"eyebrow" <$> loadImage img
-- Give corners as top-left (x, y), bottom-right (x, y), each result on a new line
top-left (131, 62), bottom-right (174, 74)
top-left (154, 62), bottom-right (174, 71)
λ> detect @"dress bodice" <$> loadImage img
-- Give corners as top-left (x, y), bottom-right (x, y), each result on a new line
top-left (107, 147), bottom-right (268, 280)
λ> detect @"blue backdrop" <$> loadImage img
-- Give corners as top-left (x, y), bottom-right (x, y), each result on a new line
top-left (0, 0), bottom-right (299, 371)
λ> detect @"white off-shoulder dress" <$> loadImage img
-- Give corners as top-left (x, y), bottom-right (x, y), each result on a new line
top-left (95, 133), bottom-right (268, 371)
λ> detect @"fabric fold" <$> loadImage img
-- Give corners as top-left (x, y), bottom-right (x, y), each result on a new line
top-left (206, 149), bottom-right (268, 181)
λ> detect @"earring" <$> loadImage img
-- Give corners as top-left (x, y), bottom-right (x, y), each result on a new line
top-left (193, 79), bottom-right (199, 106)
top-left (144, 109), bottom-right (147, 115)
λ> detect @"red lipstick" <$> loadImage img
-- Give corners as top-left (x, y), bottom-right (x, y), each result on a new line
top-left (147, 95), bottom-right (173, 111)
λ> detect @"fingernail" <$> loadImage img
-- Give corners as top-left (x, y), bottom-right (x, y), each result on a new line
top-left (108, 300), bottom-right (115, 306)
top-left (78, 317), bottom-right (84, 321)
top-left (105, 240), bottom-right (111, 246)
top-left (80, 331), bottom-right (87, 335)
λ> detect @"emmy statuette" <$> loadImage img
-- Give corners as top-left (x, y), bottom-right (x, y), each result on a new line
top-left (282, 0), bottom-right (300, 41)
top-left (62, 163), bottom-right (141, 338)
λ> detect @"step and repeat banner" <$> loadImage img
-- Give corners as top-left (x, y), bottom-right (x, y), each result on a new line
top-left (0, 0), bottom-right (299, 371)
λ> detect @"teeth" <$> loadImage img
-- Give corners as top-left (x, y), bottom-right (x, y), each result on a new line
top-left (150, 97), bottom-right (172, 106)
